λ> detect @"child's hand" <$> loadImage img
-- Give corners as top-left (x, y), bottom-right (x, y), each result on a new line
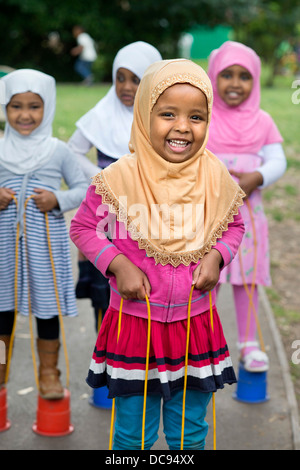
top-left (229, 170), bottom-right (263, 199)
top-left (108, 254), bottom-right (151, 301)
top-left (0, 187), bottom-right (16, 210)
top-left (192, 249), bottom-right (222, 292)
top-left (33, 188), bottom-right (59, 213)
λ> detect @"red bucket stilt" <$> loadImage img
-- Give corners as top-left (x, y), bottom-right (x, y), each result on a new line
top-left (32, 388), bottom-right (74, 436)
top-left (0, 387), bottom-right (11, 432)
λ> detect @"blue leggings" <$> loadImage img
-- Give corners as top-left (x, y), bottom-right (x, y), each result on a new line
top-left (113, 389), bottom-right (212, 450)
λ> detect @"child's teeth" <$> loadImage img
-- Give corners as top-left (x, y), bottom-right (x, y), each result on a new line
top-left (170, 140), bottom-right (187, 147)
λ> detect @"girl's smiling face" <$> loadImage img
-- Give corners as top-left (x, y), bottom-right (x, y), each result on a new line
top-left (150, 83), bottom-right (208, 164)
top-left (115, 67), bottom-right (140, 107)
top-left (6, 92), bottom-right (44, 135)
top-left (217, 64), bottom-right (253, 107)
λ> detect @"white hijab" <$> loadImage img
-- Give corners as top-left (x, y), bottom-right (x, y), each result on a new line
top-left (75, 41), bottom-right (162, 159)
top-left (0, 69), bottom-right (57, 175)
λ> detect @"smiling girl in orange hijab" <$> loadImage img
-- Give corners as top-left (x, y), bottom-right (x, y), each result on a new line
top-left (70, 59), bottom-right (245, 450)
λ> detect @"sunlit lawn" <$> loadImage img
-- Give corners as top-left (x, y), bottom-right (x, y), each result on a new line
top-left (54, 83), bottom-right (110, 141)
top-left (260, 78), bottom-right (300, 155)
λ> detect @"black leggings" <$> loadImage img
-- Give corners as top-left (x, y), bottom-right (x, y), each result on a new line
top-left (0, 311), bottom-right (59, 340)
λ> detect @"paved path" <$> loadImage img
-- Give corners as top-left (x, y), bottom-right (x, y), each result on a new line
top-left (0, 212), bottom-right (299, 450)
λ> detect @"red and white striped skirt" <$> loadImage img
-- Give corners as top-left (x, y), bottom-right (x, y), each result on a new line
top-left (86, 306), bottom-right (236, 400)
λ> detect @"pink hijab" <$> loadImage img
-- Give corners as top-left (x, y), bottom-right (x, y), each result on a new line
top-left (207, 41), bottom-right (282, 154)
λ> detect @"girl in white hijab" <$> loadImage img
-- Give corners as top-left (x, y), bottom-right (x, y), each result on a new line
top-left (68, 41), bottom-right (162, 179)
top-left (0, 69), bottom-right (57, 174)
top-left (0, 69), bottom-right (87, 400)
top-left (68, 41), bottom-right (162, 331)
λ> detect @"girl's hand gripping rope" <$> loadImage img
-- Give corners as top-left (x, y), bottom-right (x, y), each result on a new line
top-left (0, 187), bottom-right (16, 210)
top-left (108, 253), bottom-right (151, 301)
top-left (32, 188), bottom-right (59, 213)
top-left (229, 169), bottom-right (263, 199)
top-left (192, 249), bottom-right (223, 292)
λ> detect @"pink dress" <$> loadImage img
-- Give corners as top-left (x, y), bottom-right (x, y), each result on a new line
top-left (206, 41), bottom-right (283, 289)
top-left (217, 153), bottom-right (271, 287)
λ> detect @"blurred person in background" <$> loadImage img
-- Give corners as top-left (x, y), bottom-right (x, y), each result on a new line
top-left (71, 25), bottom-right (97, 85)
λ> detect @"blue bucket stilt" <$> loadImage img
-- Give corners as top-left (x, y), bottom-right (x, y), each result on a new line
top-left (233, 362), bottom-right (269, 403)
top-left (89, 387), bottom-right (112, 409)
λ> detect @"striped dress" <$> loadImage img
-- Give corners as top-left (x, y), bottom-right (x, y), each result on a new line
top-left (0, 176), bottom-right (80, 319)
top-left (87, 304), bottom-right (236, 401)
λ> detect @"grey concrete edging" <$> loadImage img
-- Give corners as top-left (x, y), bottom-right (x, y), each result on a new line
top-left (259, 286), bottom-right (300, 450)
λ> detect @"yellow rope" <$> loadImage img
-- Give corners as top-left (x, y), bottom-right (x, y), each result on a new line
top-left (109, 294), bottom-right (151, 450)
top-left (4, 195), bottom-right (19, 385)
top-left (141, 294), bottom-right (151, 450)
top-left (23, 196), bottom-right (70, 391)
top-left (110, 288), bottom-right (217, 450)
top-left (238, 199), bottom-right (265, 355)
top-left (209, 291), bottom-right (216, 451)
top-left (181, 284), bottom-right (194, 450)
top-left (109, 297), bottom-right (123, 450)
top-left (44, 211), bottom-right (70, 388)
top-left (181, 287), bottom-right (216, 450)
top-left (98, 308), bottom-right (102, 333)
top-left (5, 195), bottom-right (70, 392)
top-left (22, 196), bottom-right (40, 391)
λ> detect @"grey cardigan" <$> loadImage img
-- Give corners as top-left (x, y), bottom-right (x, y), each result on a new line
top-left (0, 140), bottom-right (88, 235)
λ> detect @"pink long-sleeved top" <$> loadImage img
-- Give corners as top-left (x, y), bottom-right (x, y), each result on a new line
top-left (70, 185), bottom-right (245, 323)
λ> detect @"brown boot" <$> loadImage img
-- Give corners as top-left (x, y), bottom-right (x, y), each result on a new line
top-left (37, 338), bottom-right (64, 400)
top-left (0, 335), bottom-right (11, 389)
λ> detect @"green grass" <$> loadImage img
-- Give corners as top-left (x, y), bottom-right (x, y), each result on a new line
top-left (54, 84), bottom-right (110, 140)
top-left (261, 85), bottom-right (300, 153)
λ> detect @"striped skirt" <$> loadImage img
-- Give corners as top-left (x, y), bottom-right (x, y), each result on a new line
top-left (0, 178), bottom-right (78, 319)
top-left (87, 306), bottom-right (237, 401)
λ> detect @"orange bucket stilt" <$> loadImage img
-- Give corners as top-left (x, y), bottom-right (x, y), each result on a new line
top-left (0, 387), bottom-right (11, 432)
top-left (32, 388), bottom-right (74, 436)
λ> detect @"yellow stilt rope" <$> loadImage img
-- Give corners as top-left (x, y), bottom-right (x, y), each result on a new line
top-left (180, 284), bottom-right (194, 450)
top-left (5, 195), bottom-right (70, 393)
top-left (98, 309), bottom-right (103, 333)
top-left (109, 286), bottom-right (217, 451)
top-left (181, 287), bottom-right (216, 450)
top-left (4, 195), bottom-right (19, 386)
top-left (109, 294), bottom-right (151, 450)
top-left (43, 209), bottom-right (70, 389)
top-left (141, 294), bottom-right (151, 450)
top-left (109, 297), bottom-right (123, 450)
top-left (238, 199), bottom-right (265, 356)
top-left (209, 291), bottom-right (217, 451)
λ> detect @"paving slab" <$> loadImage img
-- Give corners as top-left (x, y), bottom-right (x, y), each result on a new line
top-left (0, 213), bottom-right (299, 451)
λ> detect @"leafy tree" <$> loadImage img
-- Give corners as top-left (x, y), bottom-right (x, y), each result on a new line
top-left (234, 0), bottom-right (300, 85)
top-left (0, 0), bottom-right (259, 81)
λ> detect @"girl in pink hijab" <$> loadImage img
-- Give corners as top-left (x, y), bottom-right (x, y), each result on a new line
top-left (207, 41), bottom-right (286, 373)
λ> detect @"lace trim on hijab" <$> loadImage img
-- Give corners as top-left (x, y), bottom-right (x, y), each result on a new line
top-left (91, 173), bottom-right (245, 268)
top-left (150, 73), bottom-right (213, 114)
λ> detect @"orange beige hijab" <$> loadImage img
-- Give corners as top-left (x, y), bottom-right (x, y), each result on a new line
top-left (92, 59), bottom-right (245, 267)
